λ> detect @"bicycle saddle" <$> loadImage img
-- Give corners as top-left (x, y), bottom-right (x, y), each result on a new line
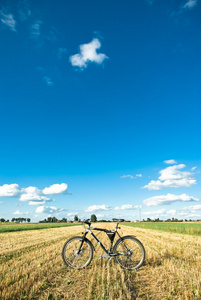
top-left (112, 218), bottom-right (125, 222)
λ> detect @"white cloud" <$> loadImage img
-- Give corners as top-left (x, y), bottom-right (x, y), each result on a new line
top-left (143, 193), bottom-right (199, 207)
top-left (143, 164), bottom-right (196, 190)
top-left (0, 11), bottom-right (16, 32)
top-left (85, 204), bottom-right (111, 212)
top-left (0, 182), bottom-right (68, 205)
top-left (120, 174), bottom-right (142, 179)
top-left (183, 204), bottom-right (201, 212)
top-left (143, 209), bottom-right (166, 215)
top-left (120, 175), bottom-right (134, 179)
top-left (191, 166), bottom-right (197, 171)
top-left (166, 209), bottom-right (177, 215)
top-left (20, 186), bottom-right (53, 205)
top-left (159, 164), bottom-right (191, 181)
top-left (13, 210), bottom-right (30, 215)
top-left (43, 76), bottom-right (54, 86)
top-left (183, 0), bottom-right (198, 9)
top-left (21, 186), bottom-right (41, 196)
top-left (69, 38), bottom-right (108, 69)
top-left (142, 207), bottom-right (201, 219)
top-left (29, 201), bottom-right (48, 206)
top-left (67, 212), bottom-right (78, 217)
top-left (43, 183), bottom-right (68, 195)
top-left (36, 206), bottom-right (65, 214)
top-left (144, 179), bottom-right (196, 190)
top-left (114, 204), bottom-right (139, 210)
top-left (164, 159), bottom-right (177, 164)
top-left (20, 195), bottom-right (51, 202)
top-left (30, 20), bottom-right (42, 39)
top-left (96, 214), bottom-right (104, 218)
top-left (0, 184), bottom-right (20, 197)
top-left (13, 210), bottom-right (23, 215)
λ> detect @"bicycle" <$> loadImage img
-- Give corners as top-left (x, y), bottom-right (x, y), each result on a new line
top-left (62, 218), bottom-right (145, 270)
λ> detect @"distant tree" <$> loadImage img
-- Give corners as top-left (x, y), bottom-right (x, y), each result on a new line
top-left (146, 218), bottom-right (151, 222)
top-left (52, 217), bottom-right (58, 223)
top-left (91, 214), bottom-right (97, 222)
top-left (27, 218), bottom-right (31, 223)
top-left (11, 218), bottom-right (16, 222)
top-left (0, 218), bottom-right (5, 222)
top-left (74, 215), bottom-right (78, 222)
top-left (62, 217), bottom-right (67, 223)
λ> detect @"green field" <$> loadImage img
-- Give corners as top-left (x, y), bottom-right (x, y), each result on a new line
top-left (0, 222), bottom-right (81, 233)
top-left (123, 221), bottom-right (201, 236)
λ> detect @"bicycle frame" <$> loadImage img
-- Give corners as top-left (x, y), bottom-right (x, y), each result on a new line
top-left (79, 224), bottom-right (124, 256)
top-left (62, 219), bottom-right (145, 270)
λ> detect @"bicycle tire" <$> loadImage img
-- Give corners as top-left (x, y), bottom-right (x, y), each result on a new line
top-left (113, 235), bottom-right (145, 270)
top-left (62, 236), bottom-right (93, 269)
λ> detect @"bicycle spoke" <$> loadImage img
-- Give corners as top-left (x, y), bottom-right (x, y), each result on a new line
top-left (114, 237), bottom-right (145, 269)
top-left (62, 237), bottom-right (93, 269)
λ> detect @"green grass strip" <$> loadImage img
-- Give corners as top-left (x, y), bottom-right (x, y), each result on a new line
top-left (122, 222), bottom-right (201, 236)
top-left (0, 223), bottom-right (82, 233)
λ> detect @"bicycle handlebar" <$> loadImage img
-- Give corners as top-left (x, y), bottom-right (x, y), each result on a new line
top-left (83, 219), bottom-right (91, 226)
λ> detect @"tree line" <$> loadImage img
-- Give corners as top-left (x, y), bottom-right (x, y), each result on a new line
top-left (142, 217), bottom-right (196, 222)
top-left (0, 218), bottom-right (31, 223)
top-left (1, 215), bottom-right (198, 224)
top-left (39, 214), bottom-right (98, 223)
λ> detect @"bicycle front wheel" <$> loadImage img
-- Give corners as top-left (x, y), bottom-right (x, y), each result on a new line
top-left (62, 236), bottom-right (93, 269)
top-left (113, 236), bottom-right (145, 270)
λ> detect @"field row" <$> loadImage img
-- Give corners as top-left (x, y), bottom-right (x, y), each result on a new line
top-left (0, 223), bottom-right (201, 299)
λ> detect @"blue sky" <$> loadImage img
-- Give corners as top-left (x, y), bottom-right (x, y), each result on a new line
top-left (0, 0), bottom-right (201, 222)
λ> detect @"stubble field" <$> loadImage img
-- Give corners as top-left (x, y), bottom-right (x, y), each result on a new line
top-left (0, 223), bottom-right (201, 300)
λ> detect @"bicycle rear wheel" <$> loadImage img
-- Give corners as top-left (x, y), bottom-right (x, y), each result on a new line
top-left (62, 236), bottom-right (93, 269)
top-left (113, 236), bottom-right (145, 270)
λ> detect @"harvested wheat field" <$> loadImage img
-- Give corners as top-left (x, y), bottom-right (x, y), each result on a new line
top-left (0, 223), bottom-right (201, 300)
